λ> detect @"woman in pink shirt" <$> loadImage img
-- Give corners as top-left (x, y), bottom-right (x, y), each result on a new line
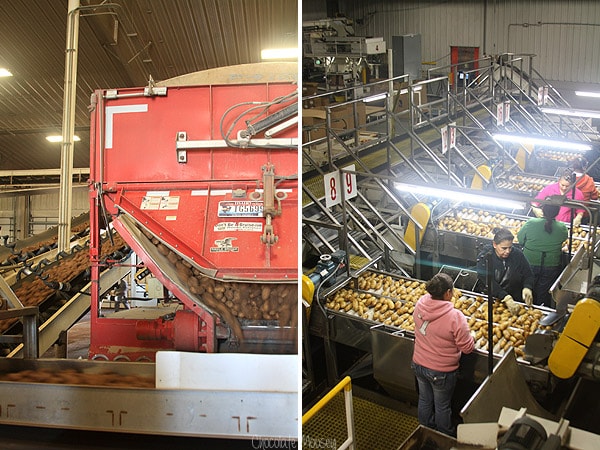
top-left (534, 170), bottom-right (585, 226)
top-left (412, 273), bottom-right (474, 437)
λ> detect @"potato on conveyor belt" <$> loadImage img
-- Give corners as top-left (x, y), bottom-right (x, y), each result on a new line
top-left (325, 271), bottom-right (552, 358)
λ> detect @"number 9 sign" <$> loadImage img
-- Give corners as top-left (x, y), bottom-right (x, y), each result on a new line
top-left (324, 164), bottom-right (357, 208)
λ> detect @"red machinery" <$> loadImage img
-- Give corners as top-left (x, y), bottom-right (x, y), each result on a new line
top-left (88, 63), bottom-right (298, 361)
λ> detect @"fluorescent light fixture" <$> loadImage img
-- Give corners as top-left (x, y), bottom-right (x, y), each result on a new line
top-left (46, 135), bottom-right (81, 143)
top-left (260, 48), bottom-right (298, 60)
top-left (492, 133), bottom-right (592, 151)
top-left (394, 182), bottom-right (526, 210)
top-left (575, 91), bottom-right (600, 98)
top-left (363, 93), bottom-right (387, 103)
top-left (541, 107), bottom-right (600, 119)
top-left (0, 68), bottom-right (12, 77)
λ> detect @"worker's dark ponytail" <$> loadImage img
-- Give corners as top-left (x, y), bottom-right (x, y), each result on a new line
top-left (542, 200), bottom-right (560, 234)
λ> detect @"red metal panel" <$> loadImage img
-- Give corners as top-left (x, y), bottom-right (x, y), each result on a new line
top-left (113, 182), bottom-right (297, 280)
top-left (91, 80), bottom-right (297, 281)
top-left (95, 83), bottom-right (296, 184)
top-left (89, 70), bottom-right (298, 357)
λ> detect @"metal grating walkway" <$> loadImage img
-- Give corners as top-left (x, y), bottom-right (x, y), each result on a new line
top-left (303, 391), bottom-right (419, 449)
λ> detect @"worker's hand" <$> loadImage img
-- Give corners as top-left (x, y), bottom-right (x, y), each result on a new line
top-left (573, 214), bottom-right (583, 228)
top-left (522, 288), bottom-right (533, 307)
top-left (503, 295), bottom-right (520, 315)
top-left (532, 206), bottom-right (543, 218)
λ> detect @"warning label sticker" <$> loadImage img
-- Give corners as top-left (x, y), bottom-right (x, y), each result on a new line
top-left (217, 201), bottom-right (263, 217)
top-left (214, 222), bottom-right (263, 232)
top-left (141, 195), bottom-right (180, 210)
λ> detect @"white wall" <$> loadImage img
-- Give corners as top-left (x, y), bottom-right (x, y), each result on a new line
top-left (29, 188), bottom-right (88, 236)
top-left (335, 0), bottom-right (600, 97)
top-left (0, 187), bottom-right (89, 239)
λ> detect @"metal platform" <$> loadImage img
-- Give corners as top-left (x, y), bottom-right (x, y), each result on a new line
top-left (303, 390), bottom-right (418, 449)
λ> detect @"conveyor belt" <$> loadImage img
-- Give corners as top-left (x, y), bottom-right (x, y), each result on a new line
top-left (349, 254), bottom-right (372, 270)
top-left (302, 102), bottom-right (498, 207)
top-left (302, 130), bottom-right (429, 206)
top-left (303, 390), bottom-right (419, 449)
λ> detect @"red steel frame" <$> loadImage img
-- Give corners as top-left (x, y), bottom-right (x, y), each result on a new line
top-left (88, 75), bottom-right (298, 361)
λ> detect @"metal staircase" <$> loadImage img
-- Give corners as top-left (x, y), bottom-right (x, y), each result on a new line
top-left (302, 53), bottom-right (600, 280)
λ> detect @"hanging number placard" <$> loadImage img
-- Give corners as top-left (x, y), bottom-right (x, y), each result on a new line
top-left (449, 122), bottom-right (456, 149)
top-left (441, 125), bottom-right (448, 154)
top-left (537, 86), bottom-right (549, 106)
top-left (496, 103), bottom-right (504, 126)
top-left (324, 164), bottom-right (357, 208)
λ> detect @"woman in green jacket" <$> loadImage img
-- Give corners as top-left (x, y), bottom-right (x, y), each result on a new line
top-left (517, 202), bottom-right (568, 307)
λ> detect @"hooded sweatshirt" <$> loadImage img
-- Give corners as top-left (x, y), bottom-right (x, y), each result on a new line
top-left (412, 293), bottom-right (474, 372)
top-left (535, 183), bottom-right (584, 223)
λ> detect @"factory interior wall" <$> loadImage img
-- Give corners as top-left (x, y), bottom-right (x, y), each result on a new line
top-left (336, 0), bottom-right (600, 104)
top-left (26, 188), bottom-right (88, 238)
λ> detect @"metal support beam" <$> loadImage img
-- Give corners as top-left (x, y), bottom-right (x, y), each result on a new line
top-left (58, 0), bottom-right (80, 253)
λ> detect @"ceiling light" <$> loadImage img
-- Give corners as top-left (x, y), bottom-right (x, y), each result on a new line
top-left (260, 48), bottom-right (298, 60)
top-left (0, 68), bottom-right (13, 77)
top-left (492, 133), bottom-right (592, 151)
top-left (46, 135), bottom-right (81, 143)
top-left (575, 91), bottom-right (600, 98)
top-left (541, 107), bottom-right (600, 119)
top-left (394, 182), bottom-right (526, 210)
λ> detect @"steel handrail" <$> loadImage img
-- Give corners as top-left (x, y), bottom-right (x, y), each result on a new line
top-left (302, 375), bottom-right (356, 450)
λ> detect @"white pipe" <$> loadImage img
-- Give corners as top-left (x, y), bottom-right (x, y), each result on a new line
top-left (58, 0), bottom-right (80, 252)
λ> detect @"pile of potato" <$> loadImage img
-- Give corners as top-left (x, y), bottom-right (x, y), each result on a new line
top-left (535, 150), bottom-right (578, 163)
top-left (437, 208), bottom-right (593, 253)
top-left (1, 220), bottom-right (89, 266)
top-left (140, 228), bottom-right (297, 343)
top-left (0, 233), bottom-right (127, 335)
top-left (438, 209), bottom-right (525, 237)
top-left (457, 295), bottom-right (544, 358)
top-left (0, 368), bottom-right (154, 388)
top-left (326, 271), bottom-right (549, 358)
top-left (495, 174), bottom-right (551, 194)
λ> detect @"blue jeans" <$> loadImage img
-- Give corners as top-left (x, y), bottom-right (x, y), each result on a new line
top-left (411, 362), bottom-right (457, 437)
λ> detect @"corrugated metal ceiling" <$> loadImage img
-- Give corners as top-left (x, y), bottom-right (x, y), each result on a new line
top-left (0, 0), bottom-right (298, 176)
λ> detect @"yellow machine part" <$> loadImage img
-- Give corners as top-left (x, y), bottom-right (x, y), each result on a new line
top-left (470, 165), bottom-right (492, 190)
top-left (302, 274), bottom-right (315, 319)
top-left (404, 202), bottom-right (431, 252)
top-left (515, 143), bottom-right (534, 171)
top-left (302, 274), bottom-right (315, 303)
top-left (548, 298), bottom-right (600, 379)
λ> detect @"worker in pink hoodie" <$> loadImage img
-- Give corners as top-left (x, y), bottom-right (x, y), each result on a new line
top-left (412, 273), bottom-right (474, 437)
top-left (533, 169), bottom-right (585, 226)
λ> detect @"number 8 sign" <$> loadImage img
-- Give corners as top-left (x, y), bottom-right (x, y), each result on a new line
top-left (324, 164), bottom-right (357, 208)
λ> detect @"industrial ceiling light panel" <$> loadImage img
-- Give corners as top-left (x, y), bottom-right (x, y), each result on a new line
top-left (492, 133), bottom-right (592, 151)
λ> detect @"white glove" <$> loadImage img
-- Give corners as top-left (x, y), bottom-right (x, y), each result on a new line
top-left (532, 206), bottom-right (543, 218)
top-left (522, 288), bottom-right (533, 307)
top-left (503, 295), bottom-right (520, 315)
top-left (573, 214), bottom-right (582, 228)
